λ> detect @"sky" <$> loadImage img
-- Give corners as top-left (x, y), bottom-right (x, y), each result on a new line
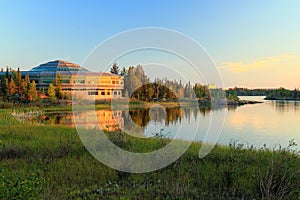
top-left (0, 0), bottom-right (299, 89)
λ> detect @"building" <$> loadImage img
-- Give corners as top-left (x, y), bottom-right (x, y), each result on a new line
top-left (208, 84), bottom-right (217, 90)
top-left (1, 60), bottom-right (124, 100)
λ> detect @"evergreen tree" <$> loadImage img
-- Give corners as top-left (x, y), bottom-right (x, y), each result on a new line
top-left (48, 83), bottom-right (56, 103)
top-left (184, 83), bottom-right (190, 99)
top-left (177, 80), bottom-right (184, 99)
top-left (19, 75), bottom-right (28, 101)
top-left (24, 74), bottom-right (30, 87)
top-left (55, 74), bottom-right (63, 99)
top-left (120, 67), bottom-right (126, 76)
top-left (145, 86), bottom-right (154, 101)
top-left (126, 66), bottom-right (140, 96)
top-left (28, 80), bottom-right (38, 101)
top-left (135, 65), bottom-right (148, 85)
top-left (110, 63), bottom-right (120, 75)
top-left (0, 77), bottom-right (9, 100)
top-left (5, 67), bottom-right (9, 79)
top-left (11, 70), bottom-right (17, 82)
top-left (16, 67), bottom-right (22, 94)
top-left (23, 74), bottom-right (31, 100)
top-left (8, 79), bottom-right (16, 95)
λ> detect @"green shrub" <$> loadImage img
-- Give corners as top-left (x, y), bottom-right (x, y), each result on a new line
top-left (0, 169), bottom-right (45, 200)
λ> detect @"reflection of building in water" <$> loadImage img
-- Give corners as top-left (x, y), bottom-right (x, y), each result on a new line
top-left (43, 110), bottom-right (124, 132)
top-left (74, 110), bottom-right (124, 132)
top-left (34, 106), bottom-right (217, 134)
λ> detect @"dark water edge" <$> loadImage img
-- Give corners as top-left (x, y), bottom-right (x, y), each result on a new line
top-left (265, 97), bottom-right (300, 101)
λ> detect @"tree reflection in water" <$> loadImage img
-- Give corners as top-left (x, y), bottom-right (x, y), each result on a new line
top-left (29, 104), bottom-right (229, 136)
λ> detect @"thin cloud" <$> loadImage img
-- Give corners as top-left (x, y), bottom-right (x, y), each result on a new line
top-left (219, 54), bottom-right (297, 74)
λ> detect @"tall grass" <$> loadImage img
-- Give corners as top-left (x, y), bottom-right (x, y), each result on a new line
top-left (0, 109), bottom-right (299, 199)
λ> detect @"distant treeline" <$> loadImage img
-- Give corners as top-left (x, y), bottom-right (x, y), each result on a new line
top-left (265, 87), bottom-right (300, 100)
top-left (111, 64), bottom-right (226, 102)
top-left (226, 87), bottom-right (300, 100)
top-left (226, 87), bottom-right (271, 96)
top-left (0, 67), bottom-right (39, 103)
top-left (0, 67), bottom-right (66, 105)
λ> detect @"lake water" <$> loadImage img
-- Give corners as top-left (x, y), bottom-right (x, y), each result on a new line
top-left (33, 96), bottom-right (300, 150)
top-left (220, 96), bottom-right (300, 149)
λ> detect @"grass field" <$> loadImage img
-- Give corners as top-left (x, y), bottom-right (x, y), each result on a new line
top-left (0, 108), bottom-right (299, 199)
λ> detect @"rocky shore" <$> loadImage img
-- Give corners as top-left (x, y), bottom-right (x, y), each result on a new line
top-left (226, 99), bottom-right (263, 106)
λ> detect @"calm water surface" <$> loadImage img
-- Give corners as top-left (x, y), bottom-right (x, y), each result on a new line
top-left (221, 96), bottom-right (300, 149)
top-left (34, 96), bottom-right (300, 150)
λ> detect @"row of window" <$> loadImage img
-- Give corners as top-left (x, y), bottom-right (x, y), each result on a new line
top-left (77, 80), bottom-right (123, 85)
top-left (40, 79), bottom-right (123, 85)
top-left (61, 88), bottom-right (121, 95)
top-left (100, 80), bottom-right (122, 85)
top-left (88, 91), bottom-right (121, 96)
top-left (74, 79), bottom-right (85, 84)
top-left (42, 79), bottom-right (71, 84)
top-left (62, 88), bottom-right (121, 91)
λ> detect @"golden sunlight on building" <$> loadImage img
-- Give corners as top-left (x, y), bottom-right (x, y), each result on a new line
top-left (17, 60), bottom-right (124, 100)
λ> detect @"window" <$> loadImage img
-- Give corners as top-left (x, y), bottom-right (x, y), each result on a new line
top-left (42, 76), bottom-right (55, 79)
top-left (61, 80), bottom-right (70, 84)
top-left (42, 80), bottom-right (53, 84)
top-left (112, 81), bottom-right (115, 84)
top-left (88, 91), bottom-right (98, 95)
top-left (101, 92), bottom-right (105, 95)
top-left (74, 80), bottom-right (85, 84)
top-left (114, 91), bottom-right (118, 95)
top-left (100, 80), bottom-right (110, 84)
top-left (107, 92), bottom-right (110, 95)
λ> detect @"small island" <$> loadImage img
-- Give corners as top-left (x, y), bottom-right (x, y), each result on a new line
top-left (225, 87), bottom-right (300, 102)
top-left (225, 88), bottom-right (263, 106)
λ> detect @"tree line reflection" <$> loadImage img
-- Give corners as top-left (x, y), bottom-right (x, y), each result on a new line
top-left (31, 105), bottom-right (229, 133)
top-left (271, 100), bottom-right (300, 113)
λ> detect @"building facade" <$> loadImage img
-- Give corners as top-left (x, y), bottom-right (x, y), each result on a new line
top-left (1, 60), bottom-right (124, 100)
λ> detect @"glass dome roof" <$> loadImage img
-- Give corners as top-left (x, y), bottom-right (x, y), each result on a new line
top-left (30, 60), bottom-right (89, 73)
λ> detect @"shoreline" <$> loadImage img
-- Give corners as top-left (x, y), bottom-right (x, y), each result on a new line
top-left (264, 97), bottom-right (300, 101)
top-left (1, 98), bottom-right (264, 112)
top-left (226, 99), bottom-right (263, 106)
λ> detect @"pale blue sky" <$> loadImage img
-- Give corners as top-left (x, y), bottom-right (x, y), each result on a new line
top-left (0, 0), bottom-right (299, 88)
